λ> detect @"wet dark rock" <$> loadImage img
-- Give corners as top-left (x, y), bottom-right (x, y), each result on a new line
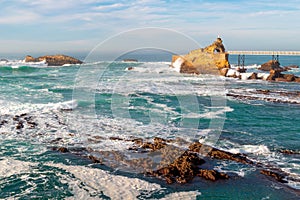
top-left (51, 136), bottom-right (295, 187)
top-left (109, 136), bottom-right (124, 141)
top-left (141, 137), bottom-right (170, 151)
top-left (88, 155), bottom-right (103, 164)
top-left (237, 67), bottom-right (247, 73)
top-left (283, 74), bottom-right (296, 82)
top-left (58, 147), bottom-right (69, 153)
top-left (197, 169), bottom-right (229, 181)
top-left (50, 138), bottom-right (63, 144)
top-left (189, 142), bottom-right (252, 164)
top-left (0, 120), bottom-right (8, 127)
top-left (279, 149), bottom-right (300, 155)
top-left (24, 116), bottom-right (38, 128)
top-left (130, 138), bottom-right (144, 145)
top-left (257, 89), bottom-right (270, 95)
top-left (260, 170), bottom-right (288, 183)
top-left (267, 69), bottom-right (283, 81)
top-left (16, 121), bottom-right (24, 129)
top-left (147, 151), bottom-right (208, 184)
top-left (259, 60), bottom-right (283, 71)
top-left (249, 72), bottom-right (258, 80)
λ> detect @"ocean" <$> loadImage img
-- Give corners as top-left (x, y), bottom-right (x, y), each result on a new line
top-left (0, 52), bottom-right (299, 199)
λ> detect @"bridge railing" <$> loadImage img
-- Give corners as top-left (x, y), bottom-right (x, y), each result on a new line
top-left (227, 51), bottom-right (300, 67)
top-left (227, 51), bottom-right (300, 56)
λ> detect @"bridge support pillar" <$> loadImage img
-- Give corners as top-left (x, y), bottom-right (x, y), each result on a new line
top-left (272, 54), bottom-right (279, 62)
top-left (238, 54), bottom-right (245, 67)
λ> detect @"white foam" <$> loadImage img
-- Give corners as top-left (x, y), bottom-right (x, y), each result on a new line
top-left (240, 73), bottom-right (254, 80)
top-left (0, 59), bottom-right (48, 67)
top-left (48, 162), bottom-right (201, 199)
top-left (161, 191), bottom-right (201, 199)
top-left (183, 106), bottom-right (234, 119)
top-left (286, 180), bottom-right (300, 190)
top-left (228, 144), bottom-right (270, 155)
top-left (47, 162), bottom-right (201, 199)
top-left (170, 57), bottom-right (184, 73)
top-left (0, 100), bottom-right (78, 115)
top-left (0, 158), bottom-right (37, 178)
top-left (257, 73), bottom-right (270, 80)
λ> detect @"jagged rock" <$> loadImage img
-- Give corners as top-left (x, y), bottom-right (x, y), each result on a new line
top-left (267, 69), bottom-right (283, 81)
top-left (283, 74), bottom-right (296, 82)
top-left (197, 169), bottom-right (229, 181)
top-left (147, 151), bottom-right (209, 184)
top-left (141, 137), bottom-right (169, 151)
top-left (260, 170), bottom-right (288, 183)
top-left (88, 155), bottom-right (103, 164)
top-left (258, 60), bottom-right (283, 71)
top-left (170, 37), bottom-right (230, 75)
top-left (279, 149), bottom-right (300, 155)
top-left (189, 142), bottom-right (252, 164)
top-left (25, 54), bottom-right (83, 66)
top-left (55, 147), bottom-right (69, 153)
top-left (267, 69), bottom-right (299, 82)
top-left (249, 72), bottom-right (258, 80)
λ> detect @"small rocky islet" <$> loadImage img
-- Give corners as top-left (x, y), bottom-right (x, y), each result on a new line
top-left (25, 54), bottom-right (83, 66)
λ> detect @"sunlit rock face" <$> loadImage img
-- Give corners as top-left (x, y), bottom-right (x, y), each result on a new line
top-left (170, 37), bottom-right (230, 75)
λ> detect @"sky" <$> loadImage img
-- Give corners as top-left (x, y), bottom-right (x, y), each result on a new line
top-left (0, 0), bottom-right (300, 57)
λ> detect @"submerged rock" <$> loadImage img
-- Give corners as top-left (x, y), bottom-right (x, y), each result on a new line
top-left (25, 55), bottom-right (83, 66)
top-left (260, 170), bottom-right (288, 183)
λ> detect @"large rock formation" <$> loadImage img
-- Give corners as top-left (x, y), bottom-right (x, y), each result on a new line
top-left (171, 37), bottom-right (230, 75)
top-left (258, 60), bottom-right (283, 71)
top-left (25, 55), bottom-right (83, 66)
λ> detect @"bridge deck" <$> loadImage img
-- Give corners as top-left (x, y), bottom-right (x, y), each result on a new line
top-left (227, 51), bottom-right (300, 55)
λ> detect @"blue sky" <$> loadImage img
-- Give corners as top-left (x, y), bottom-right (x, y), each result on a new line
top-left (0, 0), bottom-right (300, 56)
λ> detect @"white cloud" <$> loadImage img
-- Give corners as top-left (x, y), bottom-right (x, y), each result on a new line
top-left (92, 3), bottom-right (126, 11)
top-left (0, 10), bottom-right (40, 24)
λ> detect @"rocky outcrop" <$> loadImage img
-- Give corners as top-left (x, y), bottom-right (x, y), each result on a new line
top-left (50, 136), bottom-right (300, 187)
top-left (170, 37), bottom-right (230, 75)
top-left (25, 55), bottom-right (83, 66)
top-left (266, 69), bottom-right (300, 82)
top-left (123, 59), bottom-right (138, 62)
top-left (258, 60), bottom-right (283, 71)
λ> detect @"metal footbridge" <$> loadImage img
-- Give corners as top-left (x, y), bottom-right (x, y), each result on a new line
top-left (227, 51), bottom-right (300, 67)
top-left (228, 51), bottom-right (300, 56)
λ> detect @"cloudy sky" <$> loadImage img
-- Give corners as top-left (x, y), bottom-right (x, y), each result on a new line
top-left (0, 0), bottom-right (299, 56)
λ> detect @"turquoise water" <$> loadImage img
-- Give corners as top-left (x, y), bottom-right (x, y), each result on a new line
top-left (0, 56), bottom-right (300, 199)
